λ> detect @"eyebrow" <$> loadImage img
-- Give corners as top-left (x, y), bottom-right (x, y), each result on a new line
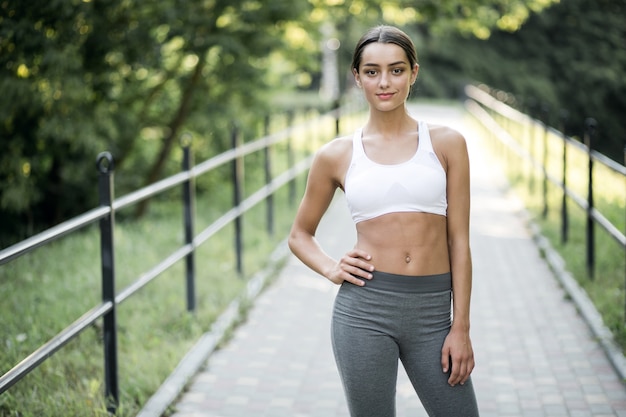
top-left (362, 61), bottom-right (408, 67)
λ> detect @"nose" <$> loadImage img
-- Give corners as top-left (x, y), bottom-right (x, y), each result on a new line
top-left (379, 72), bottom-right (390, 89)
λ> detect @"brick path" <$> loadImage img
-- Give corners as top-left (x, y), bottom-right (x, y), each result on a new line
top-left (161, 104), bottom-right (626, 417)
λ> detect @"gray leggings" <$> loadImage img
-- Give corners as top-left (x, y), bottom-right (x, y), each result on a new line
top-left (331, 271), bottom-right (479, 417)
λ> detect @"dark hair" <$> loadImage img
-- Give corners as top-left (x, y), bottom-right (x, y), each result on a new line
top-left (351, 25), bottom-right (418, 72)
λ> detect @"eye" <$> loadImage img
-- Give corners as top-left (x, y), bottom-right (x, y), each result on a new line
top-left (365, 70), bottom-right (377, 76)
top-left (392, 68), bottom-right (404, 75)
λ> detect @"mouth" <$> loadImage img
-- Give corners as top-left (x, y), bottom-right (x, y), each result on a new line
top-left (376, 92), bottom-right (395, 100)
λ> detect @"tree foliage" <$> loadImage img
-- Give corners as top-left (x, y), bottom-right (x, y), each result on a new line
top-left (0, 0), bottom-right (310, 244)
top-left (0, 0), bottom-right (568, 246)
top-left (420, 0), bottom-right (626, 160)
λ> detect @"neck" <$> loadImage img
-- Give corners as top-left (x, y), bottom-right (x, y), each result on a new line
top-left (365, 106), bottom-right (416, 138)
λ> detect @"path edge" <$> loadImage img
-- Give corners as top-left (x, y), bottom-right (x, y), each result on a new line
top-left (135, 240), bottom-right (291, 417)
top-left (521, 210), bottom-right (626, 383)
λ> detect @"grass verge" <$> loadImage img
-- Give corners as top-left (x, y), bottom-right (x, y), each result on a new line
top-left (467, 112), bottom-right (626, 353)
top-left (0, 184), bottom-right (300, 417)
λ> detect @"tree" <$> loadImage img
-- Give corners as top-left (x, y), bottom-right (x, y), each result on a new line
top-left (426, 0), bottom-right (626, 160)
top-left (0, 0), bottom-right (311, 244)
top-left (0, 0), bottom-right (560, 245)
top-left (0, 0), bottom-right (101, 241)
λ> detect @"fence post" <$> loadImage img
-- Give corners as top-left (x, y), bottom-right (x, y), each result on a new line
top-left (334, 99), bottom-right (340, 136)
top-left (559, 110), bottom-right (570, 244)
top-left (96, 152), bottom-right (119, 414)
top-left (232, 124), bottom-right (244, 276)
top-left (303, 108), bottom-right (316, 191)
top-left (181, 134), bottom-right (196, 312)
top-left (287, 111), bottom-right (296, 206)
top-left (584, 117), bottom-right (597, 279)
top-left (527, 101), bottom-right (538, 195)
top-left (264, 115), bottom-right (274, 237)
top-left (541, 104), bottom-right (550, 219)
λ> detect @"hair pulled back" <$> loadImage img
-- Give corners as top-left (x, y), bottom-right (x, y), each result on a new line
top-left (351, 25), bottom-right (418, 73)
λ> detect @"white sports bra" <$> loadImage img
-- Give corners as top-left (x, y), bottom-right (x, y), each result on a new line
top-left (344, 121), bottom-right (447, 224)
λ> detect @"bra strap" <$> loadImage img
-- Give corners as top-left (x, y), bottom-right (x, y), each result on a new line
top-left (418, 121), bottom-right (433, 152)
top-left (352, 128), bottom-right (365, 157)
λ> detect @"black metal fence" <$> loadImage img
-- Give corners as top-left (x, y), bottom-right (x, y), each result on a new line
top-left (0, 105), bottom-right (355, 414)
top-left (465, 83), bottom-right (626, 307)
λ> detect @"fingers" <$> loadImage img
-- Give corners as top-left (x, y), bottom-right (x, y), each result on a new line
top-left (346, 249), bottom-right (374, 270)
top-left (444, 352), bottom-right (474, 387)
top-left (332, 249), bottom-right (374, 286)
top-left (441, 351), bottom-right (450, 375)
top-left (447, 356), bottom-right (474, 386)
top-left (441, 343), bottom-right (474, 387)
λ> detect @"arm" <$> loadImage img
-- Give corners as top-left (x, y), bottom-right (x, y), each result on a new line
top-left (288, 141), bottom-right (374, 285)
top-left (439, 129), bottom-right (475, 386)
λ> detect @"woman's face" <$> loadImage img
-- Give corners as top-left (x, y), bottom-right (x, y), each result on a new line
top-left (353, 42), bottom-right (419, 112)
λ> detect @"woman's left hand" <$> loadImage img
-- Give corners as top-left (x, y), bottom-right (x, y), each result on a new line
top-left (441, 327), bottom-right (475, 386)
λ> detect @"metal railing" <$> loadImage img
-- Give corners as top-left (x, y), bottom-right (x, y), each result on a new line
top-left (0, 105), bottom-right (351, 414)
top-left (465, 83), bottom-right (626, 305)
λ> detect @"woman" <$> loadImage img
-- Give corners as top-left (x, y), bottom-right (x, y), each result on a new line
top-left (288, 25), bottom-right (479, 417)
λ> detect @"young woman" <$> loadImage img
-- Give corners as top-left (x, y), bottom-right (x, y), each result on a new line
top-left (288, 25), bottom-right (479, 417)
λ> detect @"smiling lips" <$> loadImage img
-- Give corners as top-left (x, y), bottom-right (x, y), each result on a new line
top-left (377, 92), bottom-right (395, 100)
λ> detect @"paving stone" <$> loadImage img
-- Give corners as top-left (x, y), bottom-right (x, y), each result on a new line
top-left (169, 104), bottom-right (626, 417)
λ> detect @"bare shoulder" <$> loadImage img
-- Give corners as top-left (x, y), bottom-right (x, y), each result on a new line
top-left (428, 124), bottom-right (467, 150)
top-left (427, 124), bottom-right (468, 171)
top-left (317, 134), bottom-right (352, 160)
top-left (311, 135), bottom-right (353, 187)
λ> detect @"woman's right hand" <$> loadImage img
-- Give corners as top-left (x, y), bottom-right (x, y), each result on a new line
top-left (326, 249), bottom-right (375, 286)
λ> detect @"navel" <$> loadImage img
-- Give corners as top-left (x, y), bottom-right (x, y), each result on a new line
top-left (405, 253), bottom-right (411, 263)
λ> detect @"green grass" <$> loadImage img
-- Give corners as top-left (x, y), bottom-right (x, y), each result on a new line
top-left (468, 111), bottom-right (626, 352)
top-left (0, 103), bottom-right (359, 416)
top-left (0, 185), bottom-right (300, 417)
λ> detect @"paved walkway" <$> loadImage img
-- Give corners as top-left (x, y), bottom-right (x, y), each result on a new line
top-left (168, 104), bottom-right (626, 417)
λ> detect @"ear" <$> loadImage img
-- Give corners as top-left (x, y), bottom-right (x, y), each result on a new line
top-left (353, 68), bottom-right (362, 88)
top-left (411, 64), bottom-right (419, 85)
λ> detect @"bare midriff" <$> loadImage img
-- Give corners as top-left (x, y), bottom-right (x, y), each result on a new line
top-left (355, 212), bottom-right (449, 276)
